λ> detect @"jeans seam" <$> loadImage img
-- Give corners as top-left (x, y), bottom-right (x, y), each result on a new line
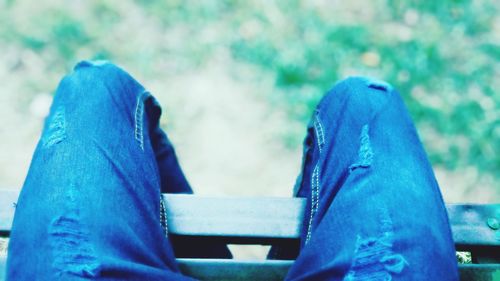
top-left (305, 113), bottom-right (325, 244)
top-left (160, 196), bottom-right (168, 237)
top-left (134, 91), bottom-right (149, 151)
top-left (306, 163), bottom-right (320, 244)
top-left (313, 115), bottom-right (325, 153)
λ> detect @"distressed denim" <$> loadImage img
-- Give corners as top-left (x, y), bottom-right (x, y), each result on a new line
top-left (7, 61), bottom-right (198, 280)
top-left (6, 61), bottom-right (458, 280)
top-left (286, 77), bottom-right (458, 280)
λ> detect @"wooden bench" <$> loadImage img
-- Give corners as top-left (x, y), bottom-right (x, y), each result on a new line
top-left (1, 189), bottom-right (499, 280)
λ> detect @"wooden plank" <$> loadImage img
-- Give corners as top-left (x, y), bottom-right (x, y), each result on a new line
top-left (0, 255), bottom-right (498, 280)
top-left (164, 196), bottom-right (500, 248)
top-left (447, 204), bottom-right (500, 248)
top-left (163, 194), bottom-right (305, 239)
top-left (0, 189), bottom-right (18, 234)
top-left (458, 264), bottom-right (500, 281)
top-left (177, 258), bottom-right (292, 281)
top-left (0, 191), bottom-right (306, 239)
top-left (1, 190), bottom-right (500, 249)
top-left (177, 261), bottom-right (500, 281)
top-left (0, 188), bottom-right (499, 280)
top-left (0, 255), bottom-right (5, 281)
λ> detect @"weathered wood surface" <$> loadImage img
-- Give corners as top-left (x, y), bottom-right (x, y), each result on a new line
top-left (1, 189), bottom-right (499, 280)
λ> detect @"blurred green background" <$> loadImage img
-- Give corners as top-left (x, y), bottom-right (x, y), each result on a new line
top-left (0, 0), bottom-right (498, 202)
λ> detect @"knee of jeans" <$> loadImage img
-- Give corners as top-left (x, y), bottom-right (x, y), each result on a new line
top-left (319, 76), bottom-right (395, 120)
top-left (72, 60), bottom-right (126, 82)
top-left (61, 60), bottom-right (144, 107)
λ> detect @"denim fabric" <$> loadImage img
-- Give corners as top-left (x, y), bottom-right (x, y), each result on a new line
top-left (286, 77), bottom-right (458, 280)
top-left (7, 62), bottom-right (458, 280)
top-left (7, 61), bottom-right (196, 280)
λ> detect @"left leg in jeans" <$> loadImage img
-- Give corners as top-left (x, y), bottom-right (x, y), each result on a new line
top-left (286, 77), bottom-right (459, 280)
top-left (7, 61), bottom-right (196, 280)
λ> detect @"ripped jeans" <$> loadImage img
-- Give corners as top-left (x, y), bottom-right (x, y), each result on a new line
top-left (6, 61), bottom-right (459, 280)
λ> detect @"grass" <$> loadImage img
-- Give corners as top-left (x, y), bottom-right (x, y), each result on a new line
top-left (0, 0), bottom-right (498, 199)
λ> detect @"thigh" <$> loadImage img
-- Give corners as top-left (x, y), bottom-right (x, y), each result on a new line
top-left (7, 61), bottom-right (194, 281)
top-left (287, 77), bottom-right (458, 280)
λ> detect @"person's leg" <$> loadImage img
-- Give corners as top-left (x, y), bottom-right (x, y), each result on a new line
top-left (6, 61), bottom-right (195, 280)
top-left (286, 77), bottom-right (459, 280)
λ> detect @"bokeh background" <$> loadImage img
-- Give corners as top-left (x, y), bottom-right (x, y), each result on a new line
top-left (1, 0), bottom-right (499, 204)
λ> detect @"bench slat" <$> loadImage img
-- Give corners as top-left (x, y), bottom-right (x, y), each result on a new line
top-left (0, 190), bottom-right (17, 234)
top-left (163, 194), bottom-right (305, 239)
top-left (1, 190), bottom-right (499, 248)
top-left (447, 204), bottom-right (500, 248)
top-left (177, 260), bottom-right (500, 281)
top-left (177, 258), bottom-right (292, 281)
top-left (0, 255), bottom-right (499, 281)
top-left (1, 189), bottom-right (500, 281)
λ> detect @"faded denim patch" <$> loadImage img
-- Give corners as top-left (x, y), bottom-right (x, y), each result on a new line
top-left (49, 214), bottom-right (101, 277)
top-left (49, 186), bottom-right (101, 278)
top-left (349, 125), bottom-right (373, 171)
top-left (344, 208), bottom-right (408, 280)
top-left (42, 106), bottom-right (66, 148)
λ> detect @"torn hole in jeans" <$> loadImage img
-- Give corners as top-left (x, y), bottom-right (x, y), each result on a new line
top-left (349, 124), bottom-right (373, 172)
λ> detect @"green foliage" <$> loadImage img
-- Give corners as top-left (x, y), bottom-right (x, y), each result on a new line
top-left (456, 251), bottom-right (472, 264)
top-left (227, 1), bottom-right (500, 186)
top-left (0, 0), bottom-right (498, 191)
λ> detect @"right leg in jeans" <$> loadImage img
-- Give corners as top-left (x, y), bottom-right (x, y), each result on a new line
top-left (287, 77), bottom-right (458, 280)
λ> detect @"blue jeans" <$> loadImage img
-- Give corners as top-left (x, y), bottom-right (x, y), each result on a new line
top-left (6, 61), bottom-right (458, 280)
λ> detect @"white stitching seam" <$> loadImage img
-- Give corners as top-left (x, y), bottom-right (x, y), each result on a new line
top-left (160, 196), bottom-right (168, 237)
top-left (314, 116), bottom-right (325, 153)
top-left (306, 115), bottom-right (324, 244)
top-left (134, 92), bottom-right (147, 150)
top-left (306, 163), bottom-right (320, 244)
